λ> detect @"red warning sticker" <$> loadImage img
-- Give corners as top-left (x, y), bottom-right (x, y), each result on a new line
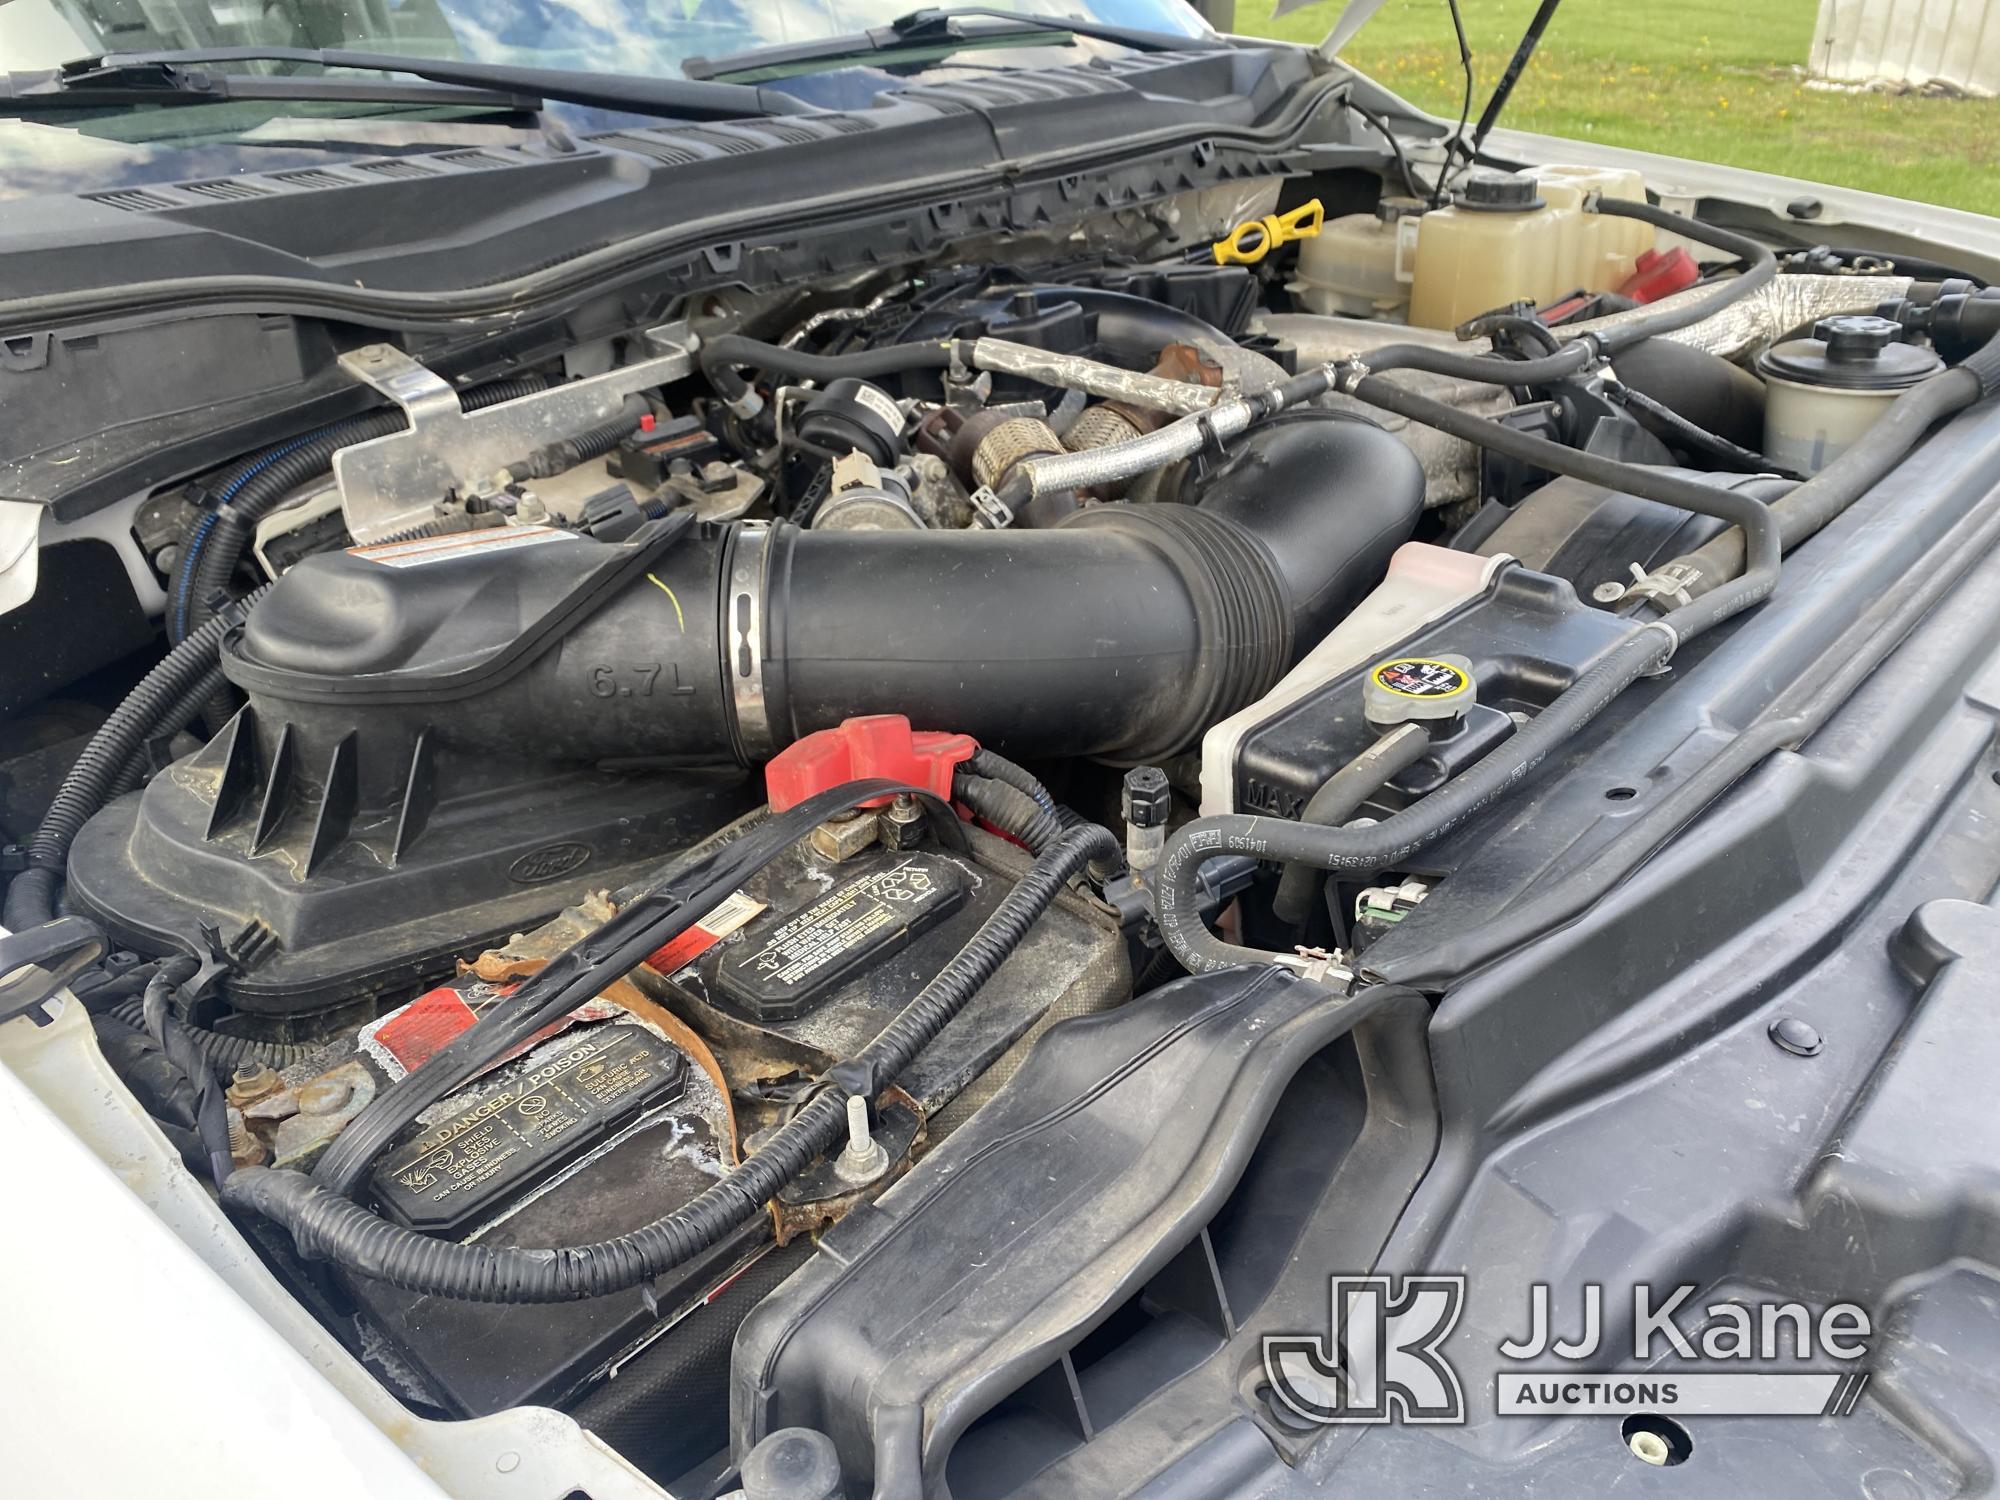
top-left (357, 977), bottom-right (623, 1082)
top-left (644, 889), bottom-right (766, 975)
top-left (365, 983), bottom-right (485, 1074)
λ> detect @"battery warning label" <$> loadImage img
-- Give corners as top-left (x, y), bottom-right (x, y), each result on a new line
top-left (644, 888), bottom-right (767, 976)
top-left (715, 859), bottom-right (968, 1020)
top-left (372, 1023), bottom-right (686, 1233)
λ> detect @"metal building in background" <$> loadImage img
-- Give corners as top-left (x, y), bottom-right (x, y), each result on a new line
top-left (1812, 0), bottom-right (2000, 96)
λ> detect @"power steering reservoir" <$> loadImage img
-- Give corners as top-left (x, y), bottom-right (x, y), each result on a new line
top-left (1758, 315), bottom-right (1943, 474)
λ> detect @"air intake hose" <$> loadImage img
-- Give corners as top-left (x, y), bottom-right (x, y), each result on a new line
top-left (220, 430), bottom-right (1424, 775)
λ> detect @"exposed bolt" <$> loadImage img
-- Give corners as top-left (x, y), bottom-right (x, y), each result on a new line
top-left (1592, 580), bottom-right (1626, 604)
top-left (226, 1061), bottom-right (281, 1109)
top-left (1769, 1015), bottom-right (1824, 1057)
top-left (226, 1106), bottom-right (267, 1169)
top-left (1628, 1429), bottom-right (1671, 1466)
top-left (834, 1095), bottom-right (890, 1185)
top-left (881, 792), bottom-right (926, 851)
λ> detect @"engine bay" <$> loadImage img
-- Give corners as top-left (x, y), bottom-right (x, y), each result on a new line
top-left (8, 133), bottom-right (2000, 1497)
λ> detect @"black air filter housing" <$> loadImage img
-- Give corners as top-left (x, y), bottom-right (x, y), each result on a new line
top-left (66, 520), bottom-right (755, 1020)
top-left (65, 721), bottom-right (752, 1019)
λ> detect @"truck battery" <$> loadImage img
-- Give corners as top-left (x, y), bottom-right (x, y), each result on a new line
top-left (638, 818), bottom-right (1129, 1123)
top-left (259, 956), bottom-right (764, 1418)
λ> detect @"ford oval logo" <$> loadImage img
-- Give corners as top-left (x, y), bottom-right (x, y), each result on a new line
top-left (509, 841), bottom-right (592, 884)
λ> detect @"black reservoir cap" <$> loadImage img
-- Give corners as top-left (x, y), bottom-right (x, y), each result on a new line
top-left (1456, 169), bottom-right (1545, 214)
top-left (1758, 314), bottom-right (1944, 391)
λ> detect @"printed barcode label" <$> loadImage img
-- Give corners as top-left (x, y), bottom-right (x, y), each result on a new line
top-left (645, 889), bottom-right (767, 975)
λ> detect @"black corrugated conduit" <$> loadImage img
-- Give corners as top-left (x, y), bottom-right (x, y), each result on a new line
top-left (107, 998), bottom-right (318, 1070)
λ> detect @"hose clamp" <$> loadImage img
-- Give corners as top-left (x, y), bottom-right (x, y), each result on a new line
top-left (726, 521), bottom-right (776, 760)
top-left (967, 486), bottom-right (1015, 529)
top-left (1281, 945), bottom-right (1354, 987)
top-left (1194, 410), bottom-right (1227, 463)
top-left (1619, 561), bottom-right (1700, 611)
top-left (1640, 616), bottom-right (1682, 663)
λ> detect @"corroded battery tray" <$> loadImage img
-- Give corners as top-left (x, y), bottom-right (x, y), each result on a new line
top-left (371, 1021), bottom-right (687, 1234)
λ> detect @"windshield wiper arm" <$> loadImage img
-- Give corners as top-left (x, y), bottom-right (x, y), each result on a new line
top-left (3, 61), bottom-right (539, 114)
top-left (61, 48), bottom-right (811, 120)
top-left (683, 6), bottom-right (1218, 82)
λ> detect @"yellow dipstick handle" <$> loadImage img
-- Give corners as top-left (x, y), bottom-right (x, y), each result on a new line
top-left (1211, 199), bottom-right (1324, 266)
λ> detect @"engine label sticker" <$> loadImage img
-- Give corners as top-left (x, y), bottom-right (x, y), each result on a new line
top-left (643, 889), bottom-right (769, 975)
top-left (372, 1022), bottom-right (686, 1232)
top-left (848, 382), bottom-right (905, 432)
top-left (348, 524), bottom-right (579, 568)
top-left (1369, 658), bottom-right (1471, 700)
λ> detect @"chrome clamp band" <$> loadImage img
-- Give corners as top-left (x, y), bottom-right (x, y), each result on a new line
top-left (726, 521), bottom-right (775, 761)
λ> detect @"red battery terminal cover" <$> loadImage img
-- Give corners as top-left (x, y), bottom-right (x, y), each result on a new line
top-left (1617, 246), bottom-right (1701, 303)
top-left (765, 715), bottom-right (979, 813)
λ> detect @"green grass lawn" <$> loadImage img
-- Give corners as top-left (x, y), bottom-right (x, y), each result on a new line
top-left (1236, 0), bottom-right (2000, 217)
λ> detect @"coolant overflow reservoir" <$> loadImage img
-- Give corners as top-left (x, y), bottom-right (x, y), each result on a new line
top-left (1290, 197), bottom-right (1424, 318)
top-left (1408, 171), bottom-right (1555, 332)
top-left (1406, 165), bottom-right (1653, 331)
top-left (1757, 315), bottom-right (1943, 474)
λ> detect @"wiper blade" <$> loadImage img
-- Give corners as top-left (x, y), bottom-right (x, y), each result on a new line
top-left (57, 48), bottom-right (811, 120)
top-left (2, 61), bottom-right (539, 115)
top-left (684, 6), bottom-right (1218, 83)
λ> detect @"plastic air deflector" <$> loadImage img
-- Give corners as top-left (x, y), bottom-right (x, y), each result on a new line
top-left (730, 970), bottom-right (1431, 1495)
